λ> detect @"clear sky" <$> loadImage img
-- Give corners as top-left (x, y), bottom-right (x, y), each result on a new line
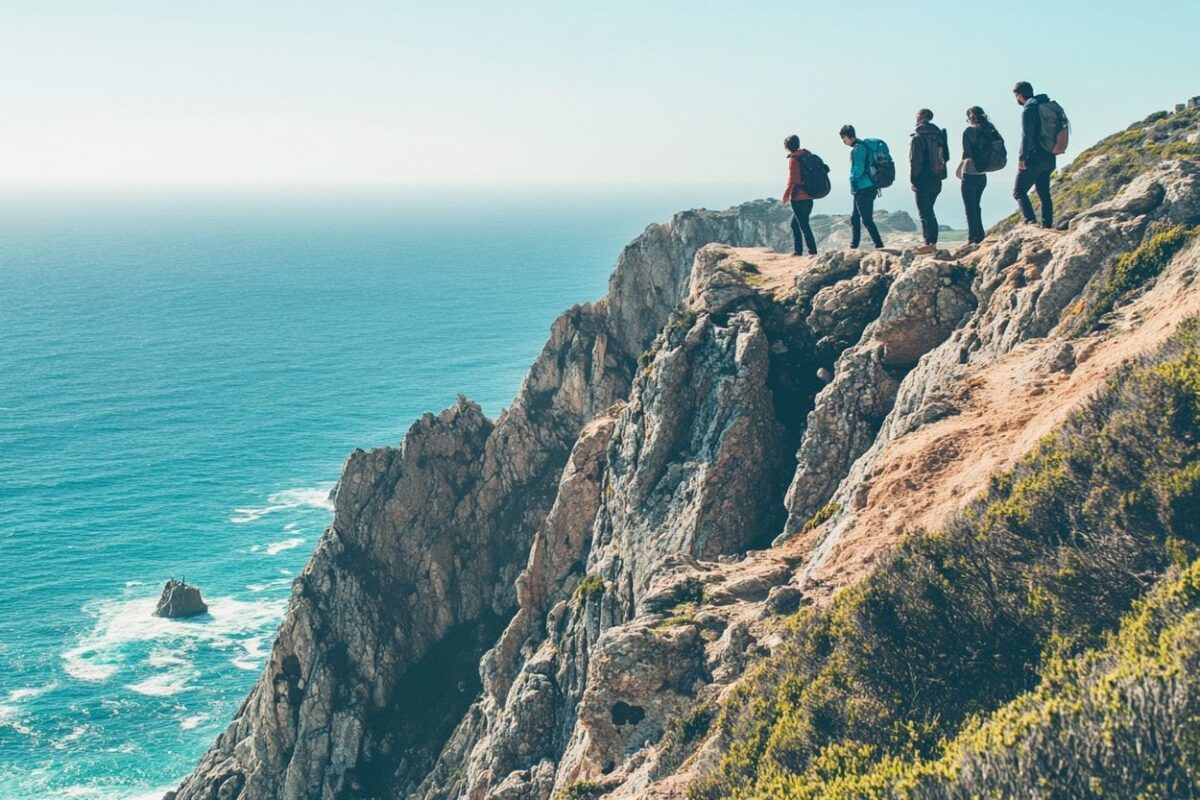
top-left (3, 1), bottom-right (1199, 205)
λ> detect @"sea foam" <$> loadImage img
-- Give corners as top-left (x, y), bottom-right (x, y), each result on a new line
top-left (62, 594), bottom-right (287, 684)
top-left (230, 485), bottom-right (335, 524)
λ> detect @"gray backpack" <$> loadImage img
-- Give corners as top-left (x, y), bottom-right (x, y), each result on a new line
top-left (1038, 100), bottom-right (1070, 155)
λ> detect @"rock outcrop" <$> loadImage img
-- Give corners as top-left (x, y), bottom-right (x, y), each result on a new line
top-left (170, 200), bottom-right (811, 800)
top-left (154, 580), bottom-right (208, 618)
top-left (174, 104), bottom-right (1200, 800)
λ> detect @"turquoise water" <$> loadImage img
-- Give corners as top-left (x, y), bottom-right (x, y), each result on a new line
top-left (0, 188), bottom-right (757, 799)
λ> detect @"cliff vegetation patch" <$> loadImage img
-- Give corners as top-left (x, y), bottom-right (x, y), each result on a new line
top-left (690, 318), bottom-right (1200, 799)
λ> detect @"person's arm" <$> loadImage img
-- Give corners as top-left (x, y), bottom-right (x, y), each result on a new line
top-left (783, 156), bottom-right (801, 202)
top-left (1020, 103), bottom-right (1038, 166)
top-left (909, 135), bottom-right (923, 185)
top-left (850, 144), bottom-right (864, 188)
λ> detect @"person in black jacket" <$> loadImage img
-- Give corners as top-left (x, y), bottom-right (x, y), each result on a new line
top-left (960, 106), bottom-right (999, 244)
top-left (909, 108), bottom-right (949, 253)
top-left (1013, 80), bottom-right (1055, 228)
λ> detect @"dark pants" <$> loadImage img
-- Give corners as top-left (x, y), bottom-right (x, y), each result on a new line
top-left (914, 178), bottom-right (942, 245)
top-left (961, 173), bottom-right (987, 243)
top-left (850, 188), bottom-right (883, 248)
top-left (1014, 156), bottom-right (1056, 227)
top-left (790, 199), bottom-right (817, 254)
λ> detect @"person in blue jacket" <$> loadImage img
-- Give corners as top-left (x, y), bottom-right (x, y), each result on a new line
top-left (840, 125), bottom-right (885, 249)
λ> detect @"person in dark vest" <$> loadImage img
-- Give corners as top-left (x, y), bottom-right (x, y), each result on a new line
top-left (782, 135), bottom-right (818, 256)
top-left (840, 125), bottom-right (885, 249)
top-left (1013, 80), bottom-right (1055, 228)
top-left (909, 108), bottom-right (949, 254)
top-left (960, 106), bottom-right (999, 244)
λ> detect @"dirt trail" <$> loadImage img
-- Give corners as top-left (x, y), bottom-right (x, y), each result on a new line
top-left (799, 237), bottom-right (1200, 596)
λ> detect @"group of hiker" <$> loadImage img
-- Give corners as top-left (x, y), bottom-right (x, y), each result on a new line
top-left (782, 81), bottom-right (1070, 256)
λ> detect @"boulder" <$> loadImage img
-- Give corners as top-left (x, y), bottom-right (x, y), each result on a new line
top-left (154, 579), bottom-right (208, 618)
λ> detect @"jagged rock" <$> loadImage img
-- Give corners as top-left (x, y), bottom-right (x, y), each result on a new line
top-left (782, 258), bottom-right (976, 532)
top-left (559, 622), bottom-right (707, 780)
top-left (153, 579), bottom-right (208, 618)
top-left (764, 585), bottom-right (804, 616)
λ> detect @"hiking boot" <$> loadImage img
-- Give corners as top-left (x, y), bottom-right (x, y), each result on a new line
top-left (915, 244), bottom-right (937, 255)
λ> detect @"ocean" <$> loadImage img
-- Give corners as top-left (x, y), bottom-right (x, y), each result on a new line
top-left (0, 187), bottom-right (760, 800)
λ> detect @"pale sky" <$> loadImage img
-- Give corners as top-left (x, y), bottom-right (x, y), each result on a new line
top-left (3, 1), bottom-right (1199, 191)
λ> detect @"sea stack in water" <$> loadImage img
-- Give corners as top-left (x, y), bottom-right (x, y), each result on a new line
top-left (153, 579), bottom-right (208, 618)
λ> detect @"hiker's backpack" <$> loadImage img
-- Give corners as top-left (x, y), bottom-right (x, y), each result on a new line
top-left (978, 125), bottom-right (1008, 172)
top-left (860, 138), bottom-right (896, 189)
top-left (1038, 99), bottom-right (1070, 155)
top-left (917, 127), bottom-right (949, 180)
top-left (799, 152), bottom-right (832, 199)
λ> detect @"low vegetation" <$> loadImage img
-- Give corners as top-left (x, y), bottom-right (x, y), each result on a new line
top-left (688, 318), bottom-right (1200, 799)
top-left (800, 502), bottom-right (840, 534)
top-left (576, 574), bottom-right (606, 604)
top-left (556, 780), bottom-right (607, 799)
top-left (1067, 224), bottom-right (1198, 334)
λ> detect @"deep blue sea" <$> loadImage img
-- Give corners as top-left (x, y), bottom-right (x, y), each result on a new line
top-left (0, 187), bottom-right (759, 800)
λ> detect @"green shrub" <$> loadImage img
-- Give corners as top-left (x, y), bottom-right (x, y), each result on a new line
top-left (577, 574), bottom-right (606, 604)
top-left (1068, 225), bottom-right (1198, 334)
top-left (557, 780), bottom-right (607, 799)
top-left (801, 502), bottom-right (840, 533)
top-left (689, 318), bottom-right (1200, 799)
top-left (657, 702), bottom-right (717, 775)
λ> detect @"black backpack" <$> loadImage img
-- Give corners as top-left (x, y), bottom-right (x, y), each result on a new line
top-left (799, 152), bottom-right (831, 199)
top-left (917, 128), bottom-right (949, 180)
top-left (977, 125), bottom-right (1008, 172)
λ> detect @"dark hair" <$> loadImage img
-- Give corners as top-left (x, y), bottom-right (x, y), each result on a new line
top-left (784, 134), bottom-right (800, 151)
top-left (917, 108), bottom-right (934, 123)
top-left (967, 106), bottom-right (989, 125)
top-left (839, 124), bottom-right (856, 139)
top-left (1013, 81), bottom-right (1034, 97)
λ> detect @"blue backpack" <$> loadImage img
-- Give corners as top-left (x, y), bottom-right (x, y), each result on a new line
top-left (859, 138), bottom-right (896, 189)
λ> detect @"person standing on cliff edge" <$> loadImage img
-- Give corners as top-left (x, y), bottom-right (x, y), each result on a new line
top-left (1013, 80), bottom-right (1069, 228)
top-left (782, 135), bottom-right (820, 256)
top-left (840, 125), bottom-right (887, 250)
top-left (909, 108), bottom-right (950, 254)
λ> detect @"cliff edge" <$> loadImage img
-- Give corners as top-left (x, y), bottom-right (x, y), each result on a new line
top-left (171, 104), bottom-right (1200, 800)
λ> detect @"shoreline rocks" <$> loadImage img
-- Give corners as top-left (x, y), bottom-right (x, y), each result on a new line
top-left (153, 579), bottom-right (208, 619)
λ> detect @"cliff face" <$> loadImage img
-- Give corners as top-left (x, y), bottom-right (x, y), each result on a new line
top-left (174, 105), bottom-right (1200, 800)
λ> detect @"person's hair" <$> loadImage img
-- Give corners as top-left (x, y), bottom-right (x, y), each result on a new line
top-left (967, 106), bottom-right (989, 125)
top-left (1013, 81), bottom-right (1034, 98)
top-left (784, 134), bottom-right (800, 151)
top-left (839, 124), bottom-right (856, 139)
top-left (917, 108), bottom-right (934, 123)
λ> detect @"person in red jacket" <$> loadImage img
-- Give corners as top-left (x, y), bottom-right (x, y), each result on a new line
top-left (783, 135), bottom-right (818, 256)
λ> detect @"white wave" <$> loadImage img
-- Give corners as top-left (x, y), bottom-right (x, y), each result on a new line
top-left (231, 634), bottom-right (271, 671)
top-left (230, 484), bottom-right (334, 524)
top-left (62, 594), bottom-right (287, 683)
top-left (127, 668), bottom-right (194, 697)
top-left (51, 724), bottom-right (89, 750)
top-left (247, 577), bottom-right (293, 593)
top-left (180, 712), bottom-right (211, 730)
top-left (265, 537), bottom-right (304, 556)
top-left (59, 786), bottom-right (175, 800)
top-left (8, 682), bottom-right (58, 702)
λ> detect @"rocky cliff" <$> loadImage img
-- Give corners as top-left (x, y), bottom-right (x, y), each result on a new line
top-left (172, 104), bottom-right (1200, 800)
